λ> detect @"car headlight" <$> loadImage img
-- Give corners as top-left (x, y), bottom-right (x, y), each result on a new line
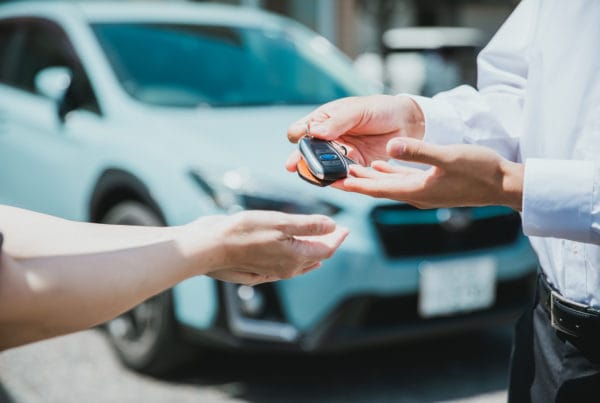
top-left (189, 168), bottom-right (341, 216)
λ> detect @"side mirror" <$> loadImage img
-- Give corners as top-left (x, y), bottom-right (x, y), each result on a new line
top-left (34, 67), bottom-right (74, 123)
top-left (34, 66), bottom-right (72, 102)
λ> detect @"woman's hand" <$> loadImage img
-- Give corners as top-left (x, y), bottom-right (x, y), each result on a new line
top-left (182, 211), bottom-right (349, 285)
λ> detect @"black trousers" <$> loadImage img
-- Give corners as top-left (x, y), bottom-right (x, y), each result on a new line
top-left (508, 286), bottom-right (600, 402)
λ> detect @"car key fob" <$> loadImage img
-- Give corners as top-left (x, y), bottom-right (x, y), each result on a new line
top-left (297, 137), bottom-right (350, 187)
top-left (297, 158), bottom-right (336, 187)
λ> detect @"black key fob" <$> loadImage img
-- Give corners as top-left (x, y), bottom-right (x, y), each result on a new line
top-left (297, 137), bottom-right (350, 187)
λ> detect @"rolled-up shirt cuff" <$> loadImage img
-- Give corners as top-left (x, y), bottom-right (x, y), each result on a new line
top-left (522, 158), bottom-right (594, 242)
top-left (405, 94), bottom-right (464, 145)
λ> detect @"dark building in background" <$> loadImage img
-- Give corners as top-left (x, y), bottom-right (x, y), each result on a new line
top-left (0, 0), bottom-right (518, 58)
top-left (201, 0), bottom-right (518, 58)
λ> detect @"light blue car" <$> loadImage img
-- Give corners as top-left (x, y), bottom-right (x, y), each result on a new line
top-left (0, 1), bottom-right (538, 374)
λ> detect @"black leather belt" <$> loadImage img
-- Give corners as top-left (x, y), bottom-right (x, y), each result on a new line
top-left (538, 275), bottom-right (600, 339)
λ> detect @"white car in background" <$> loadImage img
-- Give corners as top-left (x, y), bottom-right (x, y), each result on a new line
top-left (0, 1), bottom-right (537, 375)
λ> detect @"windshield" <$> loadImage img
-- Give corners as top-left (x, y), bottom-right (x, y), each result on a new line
top-left (92, 22), bottom-right (372, 107)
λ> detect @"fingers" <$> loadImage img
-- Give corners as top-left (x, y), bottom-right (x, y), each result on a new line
top-left (347, 164), bottom-right (383, 179)
top-left (208, 270), bottom-right (267, 285)
top-left (285, 150), bottom-right (301, 172)
top-left (292, 226), bottom-right (350, 260)
top-left (370, 160), bottom-right (400, 174)
top-left (346, 163), bottom-right (422, 181)
top-left (287, 116), bottom-right (348, 143)
top-left (287, 108), bottom-right (330, 143)
top-left (235, 211), bottom-right (336, 237)
top-left (275, 213), bottom-right (338, 237)
top-left (288, 118), bottom-right (314, 144)
top-left (306, 116), bottom-right (358, 142)
top-left (301, 261), bottom-right (322, 274)
top-left (370, 160), bottom-right (424, 175)
top-left (287, 98), bottom-right (364, 143)
top-left (222, 211), bottom-right (349, 282)
top-left (211, 261), bottom-right (324, 285)
top-left (332, 177), bottom-right (393, 199)
top-left (387, 137), bottom-right (449, 167)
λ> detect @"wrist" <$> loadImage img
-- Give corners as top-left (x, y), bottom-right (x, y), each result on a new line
top-left (499, 160), bottom-right (524, 211)
top-left (175, 217), bottom-right (228, 278)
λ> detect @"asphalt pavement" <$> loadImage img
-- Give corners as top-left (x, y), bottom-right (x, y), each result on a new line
top-left (0, 325), bottom-right (514, 403)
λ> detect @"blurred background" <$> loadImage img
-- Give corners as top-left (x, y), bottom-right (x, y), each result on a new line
top-left (0, 1), bottom-right (531, 402)
top-left (206, 0), bottom-right (518, 95)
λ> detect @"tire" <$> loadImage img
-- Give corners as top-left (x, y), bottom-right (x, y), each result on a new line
top-left (101, 201), bottom-right (198, 376)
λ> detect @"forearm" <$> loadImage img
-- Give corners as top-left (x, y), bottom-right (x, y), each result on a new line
top-left (0, 239), bottom-right (194, 349)
top-left (0, 206), bottom-right (218, 349)
top-left (0, 205), bottom-right (174, 258)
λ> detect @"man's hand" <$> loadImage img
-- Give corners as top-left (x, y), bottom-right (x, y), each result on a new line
top-left (184, 211), bottom-right (349, 285)
top-left (333, 138), bottom-right (524, 211)
top-left (285, 95), bottom-right (424, 170)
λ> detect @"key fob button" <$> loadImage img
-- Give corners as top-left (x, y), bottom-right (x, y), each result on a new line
top-left (319, 153), bottom-right (339, 161)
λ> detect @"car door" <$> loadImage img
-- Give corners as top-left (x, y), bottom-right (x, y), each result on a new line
top-left (0, 17), bottom-right (102, 218)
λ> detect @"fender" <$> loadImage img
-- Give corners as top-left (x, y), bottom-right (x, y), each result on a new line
top-left (88, 168), bottom-right (218, 330)
top-left (88, 168), bottom-right (165, 224)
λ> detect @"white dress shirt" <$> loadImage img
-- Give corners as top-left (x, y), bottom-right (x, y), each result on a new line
top-left (410, 0), bottom-right (600, 307)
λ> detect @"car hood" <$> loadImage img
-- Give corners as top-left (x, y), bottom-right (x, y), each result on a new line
top-left (134, 105), bottom-right (377, 209)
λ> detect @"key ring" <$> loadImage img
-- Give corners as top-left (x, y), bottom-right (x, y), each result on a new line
top-left (333, 141), bottom-right (348, 156)
top-left (306, 121), bottom-right (351, 157)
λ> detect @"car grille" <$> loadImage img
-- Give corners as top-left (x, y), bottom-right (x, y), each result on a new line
top-left (370, 204), bottom-right (521, 257)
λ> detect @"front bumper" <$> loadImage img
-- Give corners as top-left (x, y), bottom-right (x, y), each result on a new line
top-left (299, 269), bottom-right (535, 351)
top-left (181, 269), bottom-right (536, 352)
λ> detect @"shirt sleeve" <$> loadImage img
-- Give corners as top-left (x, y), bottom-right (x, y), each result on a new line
top-left (522, 159), bottom-right (600, 244)
top-left (408, 0), bottom-right (540, 161)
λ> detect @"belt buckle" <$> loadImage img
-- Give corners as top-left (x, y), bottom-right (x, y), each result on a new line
top-left (549, 289), bottom-right (582, 337)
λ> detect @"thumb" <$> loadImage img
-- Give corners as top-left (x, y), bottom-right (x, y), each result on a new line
top-left (387, 137), bottom-right (449, 167)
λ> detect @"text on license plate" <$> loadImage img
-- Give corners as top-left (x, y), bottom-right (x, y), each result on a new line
top-left (418, 257), bottom-right (496, 318)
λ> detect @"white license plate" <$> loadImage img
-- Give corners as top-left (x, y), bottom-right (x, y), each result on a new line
top-left (418, 257), bottom-right (496, 318)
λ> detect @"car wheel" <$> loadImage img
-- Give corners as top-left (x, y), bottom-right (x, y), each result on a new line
top-left (102, 201), bottom-right (198, 376)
